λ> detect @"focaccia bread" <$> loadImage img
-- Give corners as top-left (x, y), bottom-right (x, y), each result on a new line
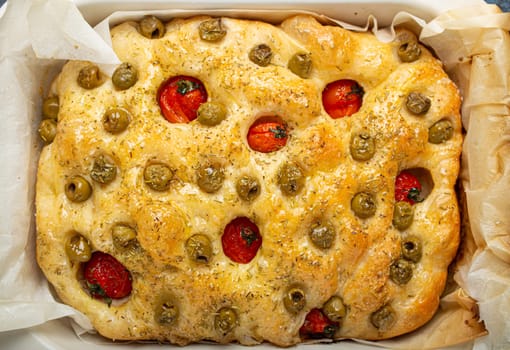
top-left (35, 15), bottom-right (462, 346)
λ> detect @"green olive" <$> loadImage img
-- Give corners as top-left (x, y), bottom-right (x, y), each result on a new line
top-left (138, 15), bottom-right (165, 39)
top-left (90, 154), bottom-right (117, 185)
top-left (249, 44), bottom-right (273, 67)
top-left (38, 119), bottom-right (57, 144)
top-left (65, 233), bottom-right (91, 262)
top-left (288, 53), bottom-right (312, 79)
top-left (185, 234), bottom-right (213, 264)
top-left (77, 64), bottom-right (104, 89)
top-left (406, 92), bottom-right (431, 115)
top-left (215, 307), bottom-right (237, 334)
top-left (370, 305), bottom-right (396, 331)
top-left (389, 258), bottom-right (413, 285)
top-left (103, 107), bottom-right (131, 134)
top-left (309, 219), bottom-right (336, 249)
top-left (155, 297), bottom-right (179, 325)
top-left (283, 286), bottom-right (306, 314)
top-left (350, 132), bottom-right (375, 161)
top-left (401, 235), bottom-right (422, 263)
top-left (428, 119), bottom-right (453, 144)
top-left (112, 224), bottom-right (138, 250)
top-left (277, 162), bottom-right (305, 196)
top-left (392, 201), bottom-right (414, 230)
top-left (112, 62), bottom-right (138, 90)
top-left (42, 96), bottom-right (59, 120)
top-left (398, 40), bottom-right (421, 63)
top-left (236, 175), bottom-right (261, 202)
top-left (351, 192), bottom-right (376, 219)
top-left (322, 296), bottom-right (346, 323)
top-left (197, 102), bottom-right (227, 126)
top-left (144, 163), bottom-right (173, 191)
top-left (197, 162), bottom-right (224, 193)
top-left (199, 18), bottom-right (226, 42)
top-left (65, 175), bottom-right (92, 202)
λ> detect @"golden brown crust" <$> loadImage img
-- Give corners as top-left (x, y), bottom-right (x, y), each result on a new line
top-left (36, 15), bottom-right (462, 346)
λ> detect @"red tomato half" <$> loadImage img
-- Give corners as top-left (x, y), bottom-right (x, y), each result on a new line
top-left (157, 75), bottom-right (207, 123)
top-left (299, 308), bottom-right (339, 339)
top-left (247, 116), bottom-right (288, 153)
top-left (395, 171), bottom-right (423, 204)
top-left (222, 217), bottom-right (262, 264)
top-left (84, 251), bottom-right (132, 302)
top-left (322, 79), bottom-right (364, 119)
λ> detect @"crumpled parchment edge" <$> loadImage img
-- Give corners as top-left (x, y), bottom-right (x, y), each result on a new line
top-left (0, 0), bottom-right (509, 349)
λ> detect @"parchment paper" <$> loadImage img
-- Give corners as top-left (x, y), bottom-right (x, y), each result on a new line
top-left (419, 5), bottom-right (510, 349)
top-left (0, 0), bottom-right (508, 349)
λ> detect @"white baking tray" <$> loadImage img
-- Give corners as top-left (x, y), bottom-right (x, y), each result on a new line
top-left (0, 0), bottom-right (488, 349)
top-left (74, 0), bottom-right (480, 26)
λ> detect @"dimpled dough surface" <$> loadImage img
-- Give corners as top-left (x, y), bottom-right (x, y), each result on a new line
top-left (36, 15), bottom-right (462, 346)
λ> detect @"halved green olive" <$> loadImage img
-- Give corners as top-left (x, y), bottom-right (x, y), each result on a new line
top-left (392, 201), bottom-right (414, 230)
top-left (77, 64), bottom-right (104, 89)
top-left (103, 107), bottom-right (131, 134)
top-left (138, 16), bottom-right (165, 39)
top-left (42, 96), bottom-right (59, 120)
top-left (350, 132), bottom-right (375, 161)
top-left (185, 234), bottom-right (213, 263)
top-left (351, 192), bottom-right (376, 218)
top-left (283, 286), bottom-right (306, 314)
top-left (197, 162), bottom-right (224, 193)
top-left (155, 297), bottom-right (179, 325)
top-left (90, 154), bottom-right (117, 185)
top-left (370, 305), bottom-right (396, 331)
top-left (38, 119), bottom-right (57, 144)
top-left (288, 53), bottom-right (312, 79)
top-left (277, 162), bottom-right (305, 196)
top-left (112, 224), bottom-right (137, 250)
top-left (215, 307), bottom-right (237, 334)
top-left (236, 175), bottom-right (261, 202)
top-left (398, 42), bottom-right (421, 63)
top-left (389, 259), bottom-right (413, 285)
top-left (112, 62), bottom-right (138, 90)
top-left (249, 44), bottom-right (273, 67)
top-left (309, 219), bottom-right (336, 249)
top-left (197, 102), bottom-right (227, 126)
top-left (65, 233), bottom-right (91, 262)
top-left (322, 296), bottom-right (346, 323)
top-left (406, 92), bottom-right (431, 115)
top-left (199, 18), bottom-right (226, 42)
top-left (65, 175), bottom-right (92, 202)
top-left (144, 163), bottom-right (173, 191)
top-left (401, 235), bottom-right (422, 263)
top-left (428, 119), bottom-right (453, 144)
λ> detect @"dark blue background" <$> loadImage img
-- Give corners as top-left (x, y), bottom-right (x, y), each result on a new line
top-left (486, 0), bottom-right (510, 11)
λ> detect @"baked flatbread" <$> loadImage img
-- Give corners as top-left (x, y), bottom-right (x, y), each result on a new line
top-left (36, 15), bottom-right (462, 346)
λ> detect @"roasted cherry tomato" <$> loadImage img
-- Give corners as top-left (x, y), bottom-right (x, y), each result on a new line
top-left (157, 75), bottom-right (207, 123)
top-left (247, 116), bottom-right (288, 153)
top-left (83, 251), bottom-right (132, 305)
top-left (395, 171), bottom-right (423, 205)
top-left (222, 217), bottom-right (262, 264)
top-left (322, 79), bottom-right (364, 119)
top-left (299, 308), bottom-right (339, 339)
